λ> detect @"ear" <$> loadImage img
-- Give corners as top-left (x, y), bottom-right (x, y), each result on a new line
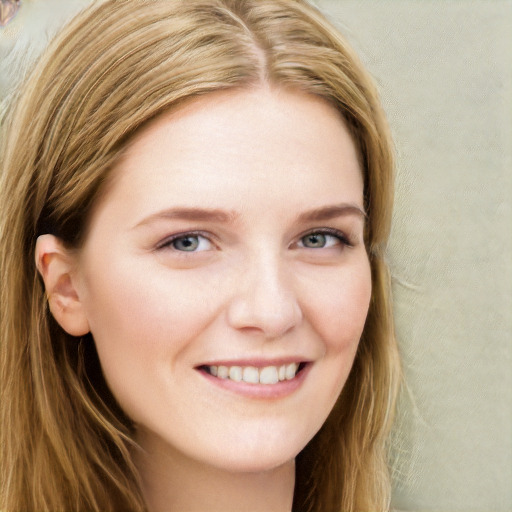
top-left (35, 234), bottom-right (90, 337)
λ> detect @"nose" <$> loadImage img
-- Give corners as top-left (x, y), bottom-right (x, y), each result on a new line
top-left (226, 253), bottom-right (303, 339)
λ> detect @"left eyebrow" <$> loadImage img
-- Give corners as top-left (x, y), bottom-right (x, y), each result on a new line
top-left (295, 203), bottom-right (367, 223)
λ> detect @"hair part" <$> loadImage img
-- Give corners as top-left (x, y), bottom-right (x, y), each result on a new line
top-left (0, 1), bottom-right (400, 510)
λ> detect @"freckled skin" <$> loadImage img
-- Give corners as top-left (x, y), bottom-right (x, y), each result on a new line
top-left (74, 88), bottom-right (371, 478)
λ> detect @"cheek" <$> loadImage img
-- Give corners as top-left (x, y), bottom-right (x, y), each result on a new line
top-left (83, 258), bottom-right (214, 345)
top-left (304, 258), bottom-right (372, 354)
top-left (78, 260), bottom-right (219, 401)
top-left (295, 258), bottom-right (372, 438)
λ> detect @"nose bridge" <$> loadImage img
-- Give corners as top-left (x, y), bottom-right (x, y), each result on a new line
top-left (227, 246), bottom-right (302, 337)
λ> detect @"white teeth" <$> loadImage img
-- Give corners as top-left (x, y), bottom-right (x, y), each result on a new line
top-left (205, 363), bottom-right (301, 384)
top-left (259, 366), bottom-right (279, 384)
top-left (229, 366), bottom-right (243, 382)
top-left (217, 366), bottom-right (229, 379)
top-left (243, 366), bottom-right (259, 384)
top-left (285, 363), bottom-right (298, 380)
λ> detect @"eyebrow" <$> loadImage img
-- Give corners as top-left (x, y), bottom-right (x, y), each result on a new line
top-left (133, 203), bottom-right (366, 229)
top-left (295, 204), bottom-right (367, 223)
top-left (133, 207), bottom-right (238, 228)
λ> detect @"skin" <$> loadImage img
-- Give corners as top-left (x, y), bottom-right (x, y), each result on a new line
top-left (36, 86), bottom-right (371, 512)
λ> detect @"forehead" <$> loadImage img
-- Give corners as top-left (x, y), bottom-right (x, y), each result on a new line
top-left (91, 87), bottom-right (364, 228)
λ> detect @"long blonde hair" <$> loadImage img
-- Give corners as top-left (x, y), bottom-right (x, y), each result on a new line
top-left (0, 1), bottom-right (399, 510)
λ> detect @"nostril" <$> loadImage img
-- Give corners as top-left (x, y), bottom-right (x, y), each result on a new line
top-left (225, 262), bottom-right (303, 337)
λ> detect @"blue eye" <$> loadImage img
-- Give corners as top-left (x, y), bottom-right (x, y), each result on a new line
top-left (301, 233), bottom-right (328, 248)
top-left (298, 230), bottom-right (349, 249)
top-left (173, 235), bottom-right (200, 251)
top-left (159, 233), bottom-right (213, 252)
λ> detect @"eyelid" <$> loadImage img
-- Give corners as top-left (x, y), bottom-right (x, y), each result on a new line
top-left (153, 227), bottom-right (355, 252)
top-left (295, 227), bottom-right (353, 248)
top-left (155, 230), bottom-right (216, 251)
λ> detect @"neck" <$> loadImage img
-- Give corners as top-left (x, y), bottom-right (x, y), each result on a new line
top-left (133, 432), bottom-right (295, 512)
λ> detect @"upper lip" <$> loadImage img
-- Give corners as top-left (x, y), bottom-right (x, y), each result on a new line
top-left (196, 357), bottom-right (311, 368)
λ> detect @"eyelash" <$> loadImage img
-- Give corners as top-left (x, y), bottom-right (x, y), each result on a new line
top-left (296, 228), bottom-right (353, 250)
top-left (155, 231), bottom-right (213, 252)
top-left (155, 228), bottom-right (353, 252)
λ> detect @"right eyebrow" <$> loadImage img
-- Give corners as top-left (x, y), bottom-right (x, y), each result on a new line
top-left (132, 207), bottom-right (239, 229)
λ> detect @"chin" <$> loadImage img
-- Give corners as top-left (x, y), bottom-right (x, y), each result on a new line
top-left (195, 431), bottom-right (307, 474)
top-left (207, 450), bottom-right (297, 475)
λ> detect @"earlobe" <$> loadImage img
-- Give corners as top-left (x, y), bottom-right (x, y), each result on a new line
top-left (35, 234), bottom-right (90, 337)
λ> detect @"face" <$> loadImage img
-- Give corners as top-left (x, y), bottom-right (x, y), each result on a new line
top-left (73, 87), bottom-right (371, 473)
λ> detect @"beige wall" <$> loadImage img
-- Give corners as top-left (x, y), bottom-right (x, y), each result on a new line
top-left (1, 1), bottom-right (511, 510)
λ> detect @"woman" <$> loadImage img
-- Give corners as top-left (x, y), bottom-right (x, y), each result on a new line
top-left (0, 1), bottom-right (400, 510)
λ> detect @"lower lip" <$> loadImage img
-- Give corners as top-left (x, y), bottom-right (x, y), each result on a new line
top-left (197, 363), bottom-right (312, 399)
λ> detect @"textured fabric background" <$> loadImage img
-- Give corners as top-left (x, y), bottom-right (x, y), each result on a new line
top-left (1, 1), bottom-right (511, 511)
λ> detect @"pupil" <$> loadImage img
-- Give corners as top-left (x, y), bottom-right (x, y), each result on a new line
top-left (305, 233), bottom-right (326, 248)
top-left (174, 236), bottom-right (199, 251)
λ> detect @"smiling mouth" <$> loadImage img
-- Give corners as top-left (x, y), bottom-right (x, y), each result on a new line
top-left (197, 362), bottom-right (308, 385)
